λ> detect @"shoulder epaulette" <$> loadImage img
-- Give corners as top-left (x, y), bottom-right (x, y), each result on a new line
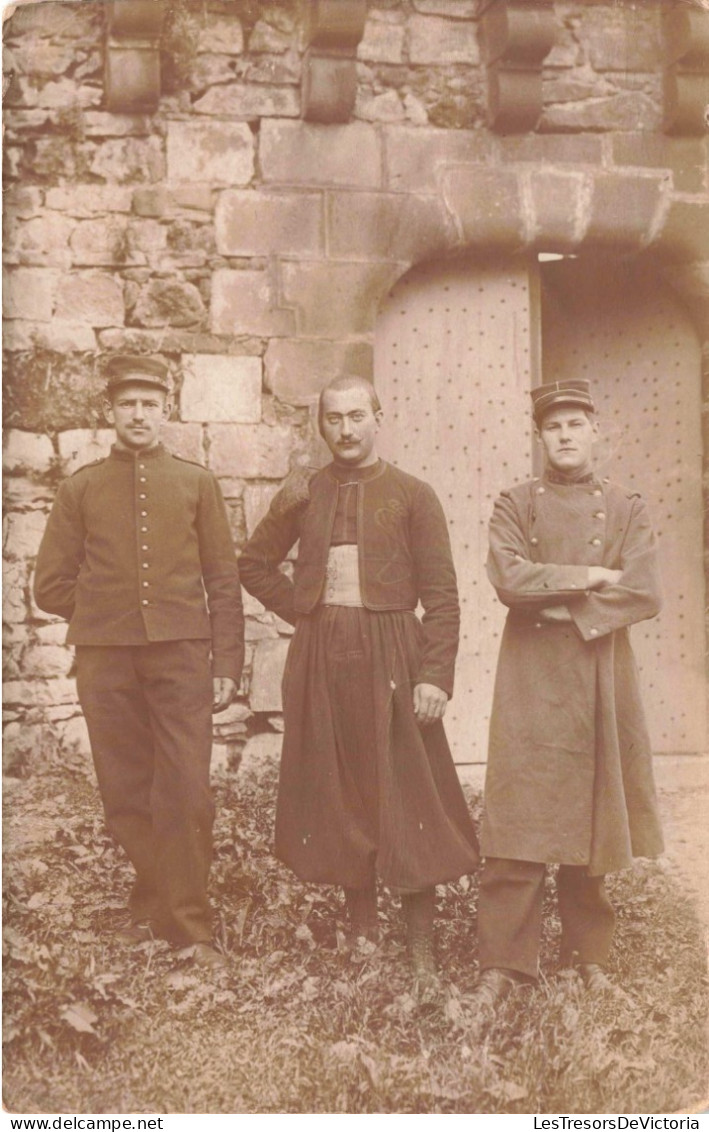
top-left (172, 453), bottom-right (208, 470)
top-left (500, 478), bottom-right (536, 498)
top-left (273, 465), bottom-right (318, 514)
top-left (601, 478), bottom-right (643, 501)
top-left (70, 457), bottom-right (107, 477)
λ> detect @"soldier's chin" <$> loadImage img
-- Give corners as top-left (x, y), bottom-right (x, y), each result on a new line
top-left (121, 434), bottom-right (153, 450)
top-left (551, 455), bottom-right (582, 471)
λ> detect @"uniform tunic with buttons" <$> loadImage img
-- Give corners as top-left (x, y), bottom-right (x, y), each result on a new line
top-left (481, 470), bottom-right (664, 876)
top-left (33, 443), bottom-right (244, 944)
top-left (34, 443), bottom-right (243, 679)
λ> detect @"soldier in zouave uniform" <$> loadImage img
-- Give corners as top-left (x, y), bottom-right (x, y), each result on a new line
top-left (34, 355), bottom-right (244, 969)
top-left (470, 378), bottom-right (664, 1018)
top-left (239, 376), bottom-right (478, 998)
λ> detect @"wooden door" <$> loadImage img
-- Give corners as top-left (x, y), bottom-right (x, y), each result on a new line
top-left (541, 257), bottom-right (706, 754)
top-left (374, 259), bottom-right (538, 763)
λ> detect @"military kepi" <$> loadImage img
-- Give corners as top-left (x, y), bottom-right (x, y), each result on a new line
top-left (104, 354), bottom-right (170, 394)
top-left (531, 379), bottom-right (595, 423)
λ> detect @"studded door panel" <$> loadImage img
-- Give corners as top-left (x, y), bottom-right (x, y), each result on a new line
top-left (541, 258), bottom-right (706, 754)
top-left (374, 260), bottom-right (537, 763)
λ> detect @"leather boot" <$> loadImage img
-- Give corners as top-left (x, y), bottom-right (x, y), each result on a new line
top-left (402, 888), bottom-right (440, 1002)
top-left (467, 968), bottom-right (521, 1036)
top-left (343, 885), bottom-right (379, 945)
top-left (577, 962), bottom-right (613, 992)
top-left (407, 929), bottom-right (441, 1002)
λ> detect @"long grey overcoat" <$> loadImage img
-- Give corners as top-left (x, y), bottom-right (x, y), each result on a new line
top-left (481, 471), bottom-right (664, 876)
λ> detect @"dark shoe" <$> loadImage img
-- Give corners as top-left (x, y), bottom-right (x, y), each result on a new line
top-left (345, 921), bottom-right (380, 947)
top-left (465, 968), bottom-right (520, 1040)
top-left (190, 942), bottom-right (229, 971)
top-left (407, 931), bottom-right (441, 1003)
top-left (115, 920), bottom-right (154, 945)
top-left (468, 968), bottom-right (518, 1014)
top-left (577, 962), bottom-right (612, 992)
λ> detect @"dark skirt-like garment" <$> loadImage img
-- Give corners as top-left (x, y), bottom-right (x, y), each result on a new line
top-left (275, 605), bottom-right (479, 890)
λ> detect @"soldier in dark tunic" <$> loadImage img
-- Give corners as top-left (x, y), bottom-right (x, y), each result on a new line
top-left (239, 376), bottom-right (478, 997)
top-left (34, 355), bottom-right (244, 969)
top-left (470, 378), bottom-right (664, 1018)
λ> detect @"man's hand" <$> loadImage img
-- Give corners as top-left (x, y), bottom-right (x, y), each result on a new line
top-left (587, 567), bottom-right (622, 589)
top-left (212, 677), bottom-right (236, 713)
top-left (413, 683), bottom-right (448, 726)
top-left (539, 605), bottom-right (573, 622)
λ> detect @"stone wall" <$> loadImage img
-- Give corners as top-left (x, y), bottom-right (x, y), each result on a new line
top-left (3, 0), bottom-right (708, 775)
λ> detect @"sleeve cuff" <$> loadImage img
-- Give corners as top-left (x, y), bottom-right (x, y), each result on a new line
top-left (569, 606), bottom-right (608, 642)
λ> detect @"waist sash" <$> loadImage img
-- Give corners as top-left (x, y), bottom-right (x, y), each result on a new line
top-left (322, 545), bottom-right (363, 607)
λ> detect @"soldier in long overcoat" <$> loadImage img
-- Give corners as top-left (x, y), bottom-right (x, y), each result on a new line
top-left (471, 378), bottom-right (664, 1015)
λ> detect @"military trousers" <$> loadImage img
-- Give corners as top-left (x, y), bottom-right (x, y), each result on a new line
top-left (75, 640), bottom-right (215, 946)
top-left (478, 857), bottom-right (616, 980)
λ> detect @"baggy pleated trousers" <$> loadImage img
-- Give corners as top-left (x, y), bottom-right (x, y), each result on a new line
top-left (276, 606), bottom-right (479, 890)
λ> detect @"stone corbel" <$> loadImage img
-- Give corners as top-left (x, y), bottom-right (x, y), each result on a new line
top-left (662, 3), bottom-right (709, 136)
top-left (479, 0), bottom-right (558, 133)
top-left (105, 0), bottom-right (165, 114)
top-left (301, 0), bottom-right (367, 123)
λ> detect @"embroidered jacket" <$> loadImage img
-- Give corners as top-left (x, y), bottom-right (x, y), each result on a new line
top-left (238, 460), bottom-right (460, 696)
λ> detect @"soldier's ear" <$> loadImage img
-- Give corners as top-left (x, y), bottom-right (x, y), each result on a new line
top-left (163, 396), bottom-right (174, 420)
top-left (103, 398), bottom-right (115, 425)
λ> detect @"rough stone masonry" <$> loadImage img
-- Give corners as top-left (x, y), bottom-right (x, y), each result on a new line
top-left (3, 0), bottom-right (708, 779)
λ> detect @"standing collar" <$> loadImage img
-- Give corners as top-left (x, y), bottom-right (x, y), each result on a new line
top-left (544, 467), bottom-right (599, 486)
top-left (327, 458), bottom-right (387, 484)
top-left (110, 443), bottom-right (167, 462)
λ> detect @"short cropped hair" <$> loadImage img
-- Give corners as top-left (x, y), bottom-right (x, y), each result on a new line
top-left (317, 376), bottom-right (382, 432)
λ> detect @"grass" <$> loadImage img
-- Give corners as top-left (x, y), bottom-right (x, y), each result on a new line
top-left (3, 757), bottom-right (708, 1115)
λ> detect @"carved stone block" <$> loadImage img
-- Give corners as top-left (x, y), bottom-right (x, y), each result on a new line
top-left (105, 46), bottom-right (161, 113)
top-left (302, 49), bottom-right (357, 123)
top-left (662, 7), bottom-right (709, 135)
top-left (480, 0), bottom-right (558, 133)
